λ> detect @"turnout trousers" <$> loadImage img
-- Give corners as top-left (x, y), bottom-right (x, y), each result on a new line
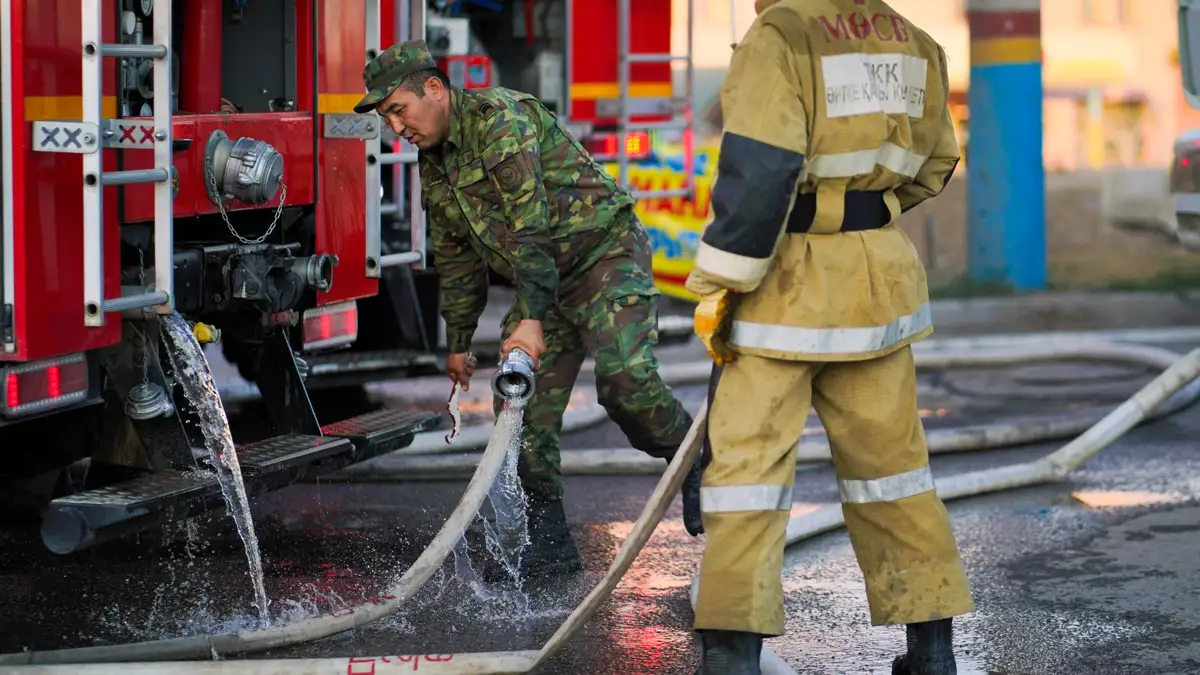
top-left (693, 346), bottom-right (974, 635)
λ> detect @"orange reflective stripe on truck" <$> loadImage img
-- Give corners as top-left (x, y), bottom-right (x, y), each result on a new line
top-left (317, 94), bottom-right (364, 115)
top-left (23, 96), bottom-right (117, 121)
top-left (570, 82), bottom-right (673, 100)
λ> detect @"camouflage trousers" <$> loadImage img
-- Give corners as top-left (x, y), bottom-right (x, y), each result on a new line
top-left (493, 213), bottom-right (694, 503)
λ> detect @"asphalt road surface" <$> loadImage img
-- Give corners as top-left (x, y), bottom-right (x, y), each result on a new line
top-left (1, 338), bottom-right (1199, 674)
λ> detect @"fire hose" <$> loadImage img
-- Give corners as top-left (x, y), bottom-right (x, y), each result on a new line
top-left (370, 328), bottom-right (1200, 462)
top-left (338, 338), bottom-right (1200, 479)
top-left (3, 336), bottom-right (1200, 674)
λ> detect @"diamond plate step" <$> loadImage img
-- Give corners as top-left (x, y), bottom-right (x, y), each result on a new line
top-left (41, 434), bottom-right (359, 554)
top-left (42, 468), bottom-right (224, 555)
top-left (323, 408), bottom-right (441, 459)
top-left (51, 470), bottom-right (221, 510)
top-left (236, 434), bottom-right (354, 475)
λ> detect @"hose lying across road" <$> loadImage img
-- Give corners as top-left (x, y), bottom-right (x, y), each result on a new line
top-left (4, 332), bottom-right (1200, 674)
top-left (337, 338), bottom-right (1200, 480)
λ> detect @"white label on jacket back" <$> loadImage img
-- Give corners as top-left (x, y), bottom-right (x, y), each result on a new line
top-left (821, 53), bottom-right (928, 119)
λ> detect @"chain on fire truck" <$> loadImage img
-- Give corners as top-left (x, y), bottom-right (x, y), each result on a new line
top-left (0, 0), bottom-right (697, 553)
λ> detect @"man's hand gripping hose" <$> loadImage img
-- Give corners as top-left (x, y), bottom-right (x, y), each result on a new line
top-left (694, 289), bottom-right (737, 366)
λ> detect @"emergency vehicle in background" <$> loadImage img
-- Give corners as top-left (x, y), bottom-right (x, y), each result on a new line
top-left (1173, 2), bottom-right (1200, 252)
top-left (0, 0), bottom-right (698, 554)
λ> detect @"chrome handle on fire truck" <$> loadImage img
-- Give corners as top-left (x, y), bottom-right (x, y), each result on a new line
top-left (100, 169), bottom-right (170, 186)
top-left (69, 0), bottom-right (174, 325)
top-left (379, 252), bottom-right (423, 267)
top-left (615, 0), bottom-right (697, 202)
top-left (626, 54), bottom-right (691, 64)
top-left (99, 43), bottom-right (167, 59)
top-left (379, 151), bottom-right (419, 165)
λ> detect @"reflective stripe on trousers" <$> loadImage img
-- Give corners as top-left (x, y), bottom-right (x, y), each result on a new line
top-left (701, 484), bottom-right (794, 513)
top-left (730, 303), bottom-right (932, 356)
top-left (839, 465), bottom-right (935, 504)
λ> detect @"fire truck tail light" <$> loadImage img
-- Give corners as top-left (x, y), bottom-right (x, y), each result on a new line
top-left (302, 301), bottom-right (359, 351)
top-left (2, 354), bottom-right (90, 418)
top-left (587, 131), bottom-right (651, 160)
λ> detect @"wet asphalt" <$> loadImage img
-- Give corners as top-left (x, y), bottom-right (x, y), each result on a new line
top-left (1, 336), bottom-right (1199, 674)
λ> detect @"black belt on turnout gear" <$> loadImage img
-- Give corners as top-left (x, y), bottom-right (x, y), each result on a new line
top-left (785, 189), bottom-right (890, 234)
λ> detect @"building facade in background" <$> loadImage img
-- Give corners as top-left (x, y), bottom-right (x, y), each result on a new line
top-left (679, 0), bottom-right (1200, 170)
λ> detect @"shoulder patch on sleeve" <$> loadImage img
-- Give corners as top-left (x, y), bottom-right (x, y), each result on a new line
top-left (494, 157), bottom-right (525, 192)
top-left (477, 100), bottom-right (498, 117)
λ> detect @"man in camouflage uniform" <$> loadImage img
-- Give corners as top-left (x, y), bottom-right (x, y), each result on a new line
top-left (354, 41), bottom-right (703, 581)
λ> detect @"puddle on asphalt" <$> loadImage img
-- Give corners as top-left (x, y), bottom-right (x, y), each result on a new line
top-left (1070, 490), bottom-right (1185, 508)
top-left (789, 502), bottom-right (826, 519)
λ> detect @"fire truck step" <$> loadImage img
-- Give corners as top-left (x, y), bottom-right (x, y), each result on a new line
top-left (43, 469), bottom-right (224, 555)
top-left (236, 434), bottom-right (354, 476)
top-left (50, 469), bottom-right (222, 512)
top-left (323, 409), bottom-right (442, 460)
top-left (40, 435), bottom-right (355, 554)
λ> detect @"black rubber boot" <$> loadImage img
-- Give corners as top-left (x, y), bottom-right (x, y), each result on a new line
top-left (891, 619), bottom-right (957, 675)
top-left (696, 630), bottom-right (763, 675)
top-left (519, 497), bottom-right (583, 582)
top-left (682, 455), bottom-right (704, 536)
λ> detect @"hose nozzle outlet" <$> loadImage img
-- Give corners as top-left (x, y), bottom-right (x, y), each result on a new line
top-left (491, 348), bottom-right (536, 403)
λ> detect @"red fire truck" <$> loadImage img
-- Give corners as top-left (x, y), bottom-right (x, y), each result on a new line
top-left (0, 0), bottom-right (695, 554)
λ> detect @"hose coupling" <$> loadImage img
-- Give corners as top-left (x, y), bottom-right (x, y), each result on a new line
top-left (491, 348), bottom-right (536, 403)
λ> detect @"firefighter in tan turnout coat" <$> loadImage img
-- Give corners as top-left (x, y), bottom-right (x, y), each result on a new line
top-left (686, 1), bottom-right (973, 673)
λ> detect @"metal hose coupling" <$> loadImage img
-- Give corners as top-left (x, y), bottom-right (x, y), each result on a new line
top-left (288, 253), bottom-right (337, 293)
top-left (491, 347), bottom-right (536, 403)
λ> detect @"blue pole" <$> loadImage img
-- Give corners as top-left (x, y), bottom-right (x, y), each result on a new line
top-left (966, 0), bottom-right (1046, 291)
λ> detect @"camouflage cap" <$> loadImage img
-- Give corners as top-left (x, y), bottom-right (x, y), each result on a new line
top-left (353, 40), bottom-right (439, 114)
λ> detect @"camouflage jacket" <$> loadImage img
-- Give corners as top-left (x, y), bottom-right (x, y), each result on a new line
top-left (420, 87), bottom-right (637, 353)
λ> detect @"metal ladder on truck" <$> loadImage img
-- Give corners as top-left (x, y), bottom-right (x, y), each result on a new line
top-left (615, 0), bottom-right (697, 201)
top-left (31, 0), bottom-right (175, 327)
top-left (362, 0), bottom-right (427, 276)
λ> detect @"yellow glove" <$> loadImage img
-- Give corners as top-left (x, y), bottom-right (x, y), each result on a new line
top-left (694, 289), bottom-right (737, 366)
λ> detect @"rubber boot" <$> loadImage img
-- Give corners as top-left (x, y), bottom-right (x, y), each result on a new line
top-left (519, 496), bottom-right (583, 582)
top-left (696, 630), bottom-right (763, 675)
top-left (682, 455), bottom-right (704, 536)
top-left (892, 619), bottom-right (957, 675)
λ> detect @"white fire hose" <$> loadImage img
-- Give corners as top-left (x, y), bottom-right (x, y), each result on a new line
top-left (336, 340), bottom-right (1200, 480)
top-left (4, 333), bottom-right (1200, 675)
top-left (339, 327), bottom-right (1200, 461)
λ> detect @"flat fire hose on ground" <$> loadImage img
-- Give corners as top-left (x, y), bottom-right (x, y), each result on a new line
top-left (354, 329), bottom-right (1200, 463)
top-left (339, 342), bottom-right (1200, 480)
top-left (3, 339), bottom-right (1200, 674)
